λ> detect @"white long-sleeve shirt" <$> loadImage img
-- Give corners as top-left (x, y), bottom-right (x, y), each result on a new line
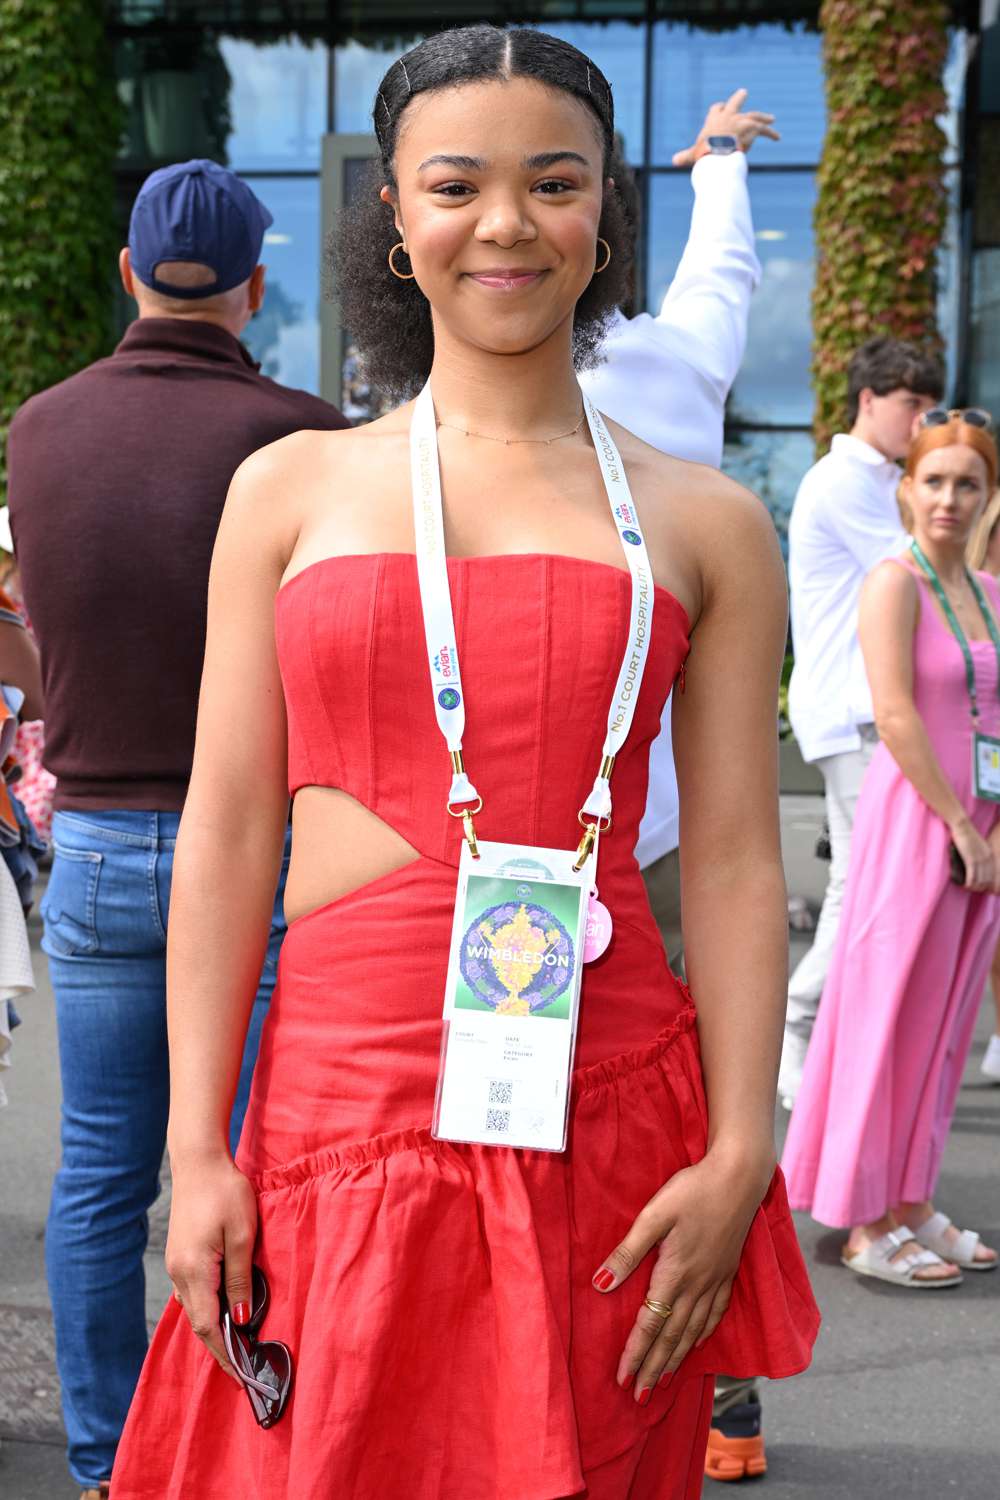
top-left (787, 435), bottom-right (907, 764)
top-left (580, 152), bottom-right (760, 866)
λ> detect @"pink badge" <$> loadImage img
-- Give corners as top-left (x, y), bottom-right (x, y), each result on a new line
top-left (584, 895), bottom-right (613, 963)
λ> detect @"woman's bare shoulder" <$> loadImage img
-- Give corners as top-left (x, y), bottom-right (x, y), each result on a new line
top-left (236, 405), bottom-right (410, 490)
top-left (609, 421), bottom-right (765, 530)
top-left (223, 406), bottom-right (412, 555)
top-left (651, 452), bottom-right (780, 565)
top-left (860, 555), bottom-right (921, 632)
top-left (864, 554), bottom-right (919, 597)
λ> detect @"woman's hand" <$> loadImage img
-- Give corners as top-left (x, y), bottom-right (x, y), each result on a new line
top-left (985, 821), bottom-right (1000, 895)
top-left (591, 1146), bottom-right (774, 1402)
top-left (165, 1151), bottom-right (259, 1385)
top-left (952, 815), bottom-right (996, 893)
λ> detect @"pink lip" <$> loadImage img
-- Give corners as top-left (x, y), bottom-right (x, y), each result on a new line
top-left (467, 269), bottom-right (545, 289)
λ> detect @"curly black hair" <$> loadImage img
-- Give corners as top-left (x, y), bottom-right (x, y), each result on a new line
top-left (332, 25), bottom-right (633, 403)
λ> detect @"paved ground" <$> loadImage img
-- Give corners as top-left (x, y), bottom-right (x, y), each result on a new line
top-left (0, 794), bottom-right (997, 1497)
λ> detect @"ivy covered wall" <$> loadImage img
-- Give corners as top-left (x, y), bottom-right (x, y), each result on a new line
top-left (812, 0), bottom-right (950, 450)
top-left (0, 0), bottom-right (121, 503)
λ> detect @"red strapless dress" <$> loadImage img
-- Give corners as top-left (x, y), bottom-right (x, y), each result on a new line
top-left (112, 554), bottom-right (818, 1500)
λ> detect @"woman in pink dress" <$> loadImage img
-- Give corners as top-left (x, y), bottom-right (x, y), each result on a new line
top-left (966, 488), bottom-right (1000, 1081)
top-left (783, 410), bottom-right (1000, 1285)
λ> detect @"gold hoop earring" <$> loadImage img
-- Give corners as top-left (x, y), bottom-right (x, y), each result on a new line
top-left (388, 242), bottom-right (415, 280)
top-left (594, 238), bottom-right (612, 274)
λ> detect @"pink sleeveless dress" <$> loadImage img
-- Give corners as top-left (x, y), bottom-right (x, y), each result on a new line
top-left (783, 562), bottom-right (1000, 1227)
top-left (113, 553), bottom-right (818, 1499)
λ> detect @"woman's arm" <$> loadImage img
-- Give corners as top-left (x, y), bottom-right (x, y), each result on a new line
top-left (591, 476), bottom-right (788, 1397)
top-left (0, 616), bottom-right (43, 720)
top-left (164, 436), bottom-right (307, 1379)
top-left (859, 562), bottom-right (995, 891)
top-left (673, 483), bottom-right (788, 1171)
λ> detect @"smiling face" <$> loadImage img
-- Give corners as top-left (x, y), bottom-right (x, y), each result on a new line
top-left (902, 443), bottom-right (992, 551)
top-left (380, 76), bottom-right (607, 360)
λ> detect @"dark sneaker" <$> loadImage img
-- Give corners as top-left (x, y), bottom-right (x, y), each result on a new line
top-left (705, 1394), bottom-right (767, 1482)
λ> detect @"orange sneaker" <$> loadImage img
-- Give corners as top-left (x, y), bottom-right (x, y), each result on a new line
top-left (704, 1395), bottom-right (767, 1483)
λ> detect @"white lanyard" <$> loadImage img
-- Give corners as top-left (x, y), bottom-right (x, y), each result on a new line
top-left (410, 380), bottom-right (655, 854)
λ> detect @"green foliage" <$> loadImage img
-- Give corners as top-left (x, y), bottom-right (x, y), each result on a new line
top-left (0, 0), bottom-right (121, 502)
top-left (812, 0), bottom-right (949, 451)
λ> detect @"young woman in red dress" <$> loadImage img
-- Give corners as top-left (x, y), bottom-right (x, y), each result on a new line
top-left (112, 25), bottom-right (817, 1499)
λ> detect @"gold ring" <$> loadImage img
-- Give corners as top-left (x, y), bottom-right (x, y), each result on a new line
top-left (643, 1296), bottom-right (673, 1319)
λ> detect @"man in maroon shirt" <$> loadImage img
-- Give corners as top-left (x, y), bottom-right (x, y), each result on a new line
top-left (6, 159), bottom-right (347, 1499)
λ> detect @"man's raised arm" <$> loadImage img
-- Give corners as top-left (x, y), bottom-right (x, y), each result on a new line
top-left (581, 90), bottom-right (778, 464)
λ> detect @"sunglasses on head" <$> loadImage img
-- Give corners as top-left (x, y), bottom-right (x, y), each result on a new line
top-left (919, 406), bottom-right (995, 433)
top-left (220, 1265), bottom-right (293, 1428)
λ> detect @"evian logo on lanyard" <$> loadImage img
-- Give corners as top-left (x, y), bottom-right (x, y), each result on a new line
top-left (433, 645), bottom-right (457, 677)
top-left (409, 381), bottom-right (656, 867)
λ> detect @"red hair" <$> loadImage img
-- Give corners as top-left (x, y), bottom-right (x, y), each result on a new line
top-left (905, 417), bottom-right (998, 493)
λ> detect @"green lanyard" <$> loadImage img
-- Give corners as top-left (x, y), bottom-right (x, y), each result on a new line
top-left (910, 540), bottom-right (1000, 723)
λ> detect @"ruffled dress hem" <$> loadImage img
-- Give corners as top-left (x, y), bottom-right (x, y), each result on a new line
top-left (112, 1004), bottom-right (817, 1500)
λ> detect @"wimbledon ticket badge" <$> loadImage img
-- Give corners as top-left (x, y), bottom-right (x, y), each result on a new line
top-left (974, 731), bottom-right (1000, 803)
top-left (432, 840), bottom-right (590, 1152)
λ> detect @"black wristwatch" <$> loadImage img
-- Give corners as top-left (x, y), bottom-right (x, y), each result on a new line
top-left (706, 135), bottom-right (739, 155)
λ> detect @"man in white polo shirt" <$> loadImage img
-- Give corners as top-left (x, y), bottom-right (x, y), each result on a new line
top-left (780, 337), bottom-right (943, 1107)
top-left (581, 89), bottom-right (776, 977)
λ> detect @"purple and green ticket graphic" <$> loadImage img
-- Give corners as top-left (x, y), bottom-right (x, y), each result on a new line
top-left (456, 873), bottom-right (582, 1020)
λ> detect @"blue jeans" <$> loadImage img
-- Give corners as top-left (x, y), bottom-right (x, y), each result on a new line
top-left (42, 809), bottom-right (289, 1487)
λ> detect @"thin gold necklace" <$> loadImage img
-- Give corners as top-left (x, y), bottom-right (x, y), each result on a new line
top-left (435, 409), bottom-right (586, 446)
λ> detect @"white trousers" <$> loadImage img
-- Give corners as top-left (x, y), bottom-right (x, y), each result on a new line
top-left (785, 732), bottom-right (878, 1037)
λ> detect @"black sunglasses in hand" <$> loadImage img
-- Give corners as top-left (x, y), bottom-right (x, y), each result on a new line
top-left (219, 1265), bottom-right (293, 1428)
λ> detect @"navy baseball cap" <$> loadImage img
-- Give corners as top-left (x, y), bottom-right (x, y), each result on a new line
top-left (128, 159), bottom-right (273, 299)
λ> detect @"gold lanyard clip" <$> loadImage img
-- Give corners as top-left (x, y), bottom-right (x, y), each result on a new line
top-left (462, 808), bottom-right (480, 859)
top-left (573, 820), bottom-right (597, 871)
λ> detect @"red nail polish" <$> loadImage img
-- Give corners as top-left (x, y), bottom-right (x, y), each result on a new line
top-left (233, 1301), bottom-right (250, 1326)
top-left (619, 1370), bottom-right (635, 1391)
top-left (637, 1387), bottom-right (652, 1407)
top-left (592, 1268), bottom-right (615, 1291)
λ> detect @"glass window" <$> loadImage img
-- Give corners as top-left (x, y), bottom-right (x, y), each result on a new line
top-left (537, 21), bottom-right (646, 164)
top-left (646, 170), bottom-right (817, 426)
top-left (241, 177), bottom-right (321, 394)
top-left (335, 36), bottom-right (424, 137)
top-left (969, 249), bottom-right (1000, 417)
top-left (115, 32), bottom-right (232, 164)
top-left (651, 23), bottom-right (824, 168)
top-left (940, 30), bottom-right (969, 166)
top-left (336, 24), bottom-right (644, 160)
top-left (938, 168), bottom-right (962, 398)
top-left (979, 18), bottom-right (1000, 113)
top-left (218, 38), bottom-right (327, 170)
top-left (644, 172), bottom-right (692, 312)
top-left (721, 430), bottom-right (816, 560)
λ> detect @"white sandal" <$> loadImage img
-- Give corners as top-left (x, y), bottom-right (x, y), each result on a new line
top-left (912, 1212), bottom-right (998, 1272)
top-left (841, 1226), bottom-right (962, 1288)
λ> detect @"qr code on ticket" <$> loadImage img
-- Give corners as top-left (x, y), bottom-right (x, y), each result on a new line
top-left (488, 1079), bottom-right (513, 1106)
top-left (485, 1107), bottom-right (511, 1133)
